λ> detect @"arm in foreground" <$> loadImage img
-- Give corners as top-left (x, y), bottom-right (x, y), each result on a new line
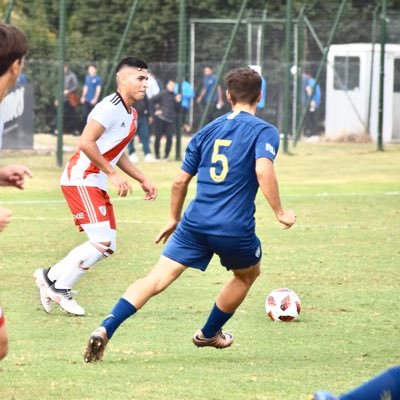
top-left (0, 165), bottom-right (32, 189)
top-left (116, 152), bottom-right (157, 201)
top-left (79, 119), bottom-right (132, 197)
top-left (155, 169), bottom-right (193, 244)
top-left (256, 157), bottom-right (296, 229)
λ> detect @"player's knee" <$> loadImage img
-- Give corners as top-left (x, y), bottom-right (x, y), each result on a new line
top-left (234, 265), bottom-right (261, 286)
top-left (246, 268), bottom-right (261, 285)
top-left (98, 237), bottom-right (116, 254)
top-left (0, 338), bottom-right (8, 360)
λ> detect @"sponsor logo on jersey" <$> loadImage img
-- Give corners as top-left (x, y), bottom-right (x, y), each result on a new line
top-left (74, 212), bottom-right (85, 220)
top-left (120, 121), bottom-right (126, 127)
top-left (265, 143), bottom-right (276, 156)
top-left (98, 206), bottom-right (107, 216)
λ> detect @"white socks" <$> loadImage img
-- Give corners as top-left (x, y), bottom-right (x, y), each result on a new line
top-left (48, 241), bottom-right (109, 289)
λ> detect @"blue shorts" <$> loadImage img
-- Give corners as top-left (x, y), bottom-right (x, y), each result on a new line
top-left (162, 225), bottom-right (262, 271)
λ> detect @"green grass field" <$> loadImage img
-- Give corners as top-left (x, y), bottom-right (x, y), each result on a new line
top-left (0, 137), bottom-right (399, 399)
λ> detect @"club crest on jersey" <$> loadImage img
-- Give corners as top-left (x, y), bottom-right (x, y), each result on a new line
top-left (98, 206), bottom-right (107, 216)
top-left (265, 143), bottom-right (276, 156)
top-left (255, 246), bottom-right (261, 258)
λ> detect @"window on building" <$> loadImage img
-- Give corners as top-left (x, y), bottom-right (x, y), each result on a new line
top-left (333, 56), bottom-right (360, 91)
top-left (394, 59), bottom-right (400, 92)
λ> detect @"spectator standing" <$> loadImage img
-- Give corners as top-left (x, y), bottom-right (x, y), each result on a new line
top-left (303, 71), bottom-right (321, 137)
top-left (51, 65), bottom-right (80, 135)
top-left (127, 95), bottom-right (156, 163)
top-left (151, 79), bottom-right (181, 160)
top-left (196, 65), bottom-right (224, 124)
top-left (174, 79), bottom-right (195, 133)
top-left (80, 63), bottom-right (102, 127)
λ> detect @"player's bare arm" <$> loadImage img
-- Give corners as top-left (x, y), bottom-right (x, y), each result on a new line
top-left (255, 158), bottom-right (296, 229)
top-left (155, 170), bottom-right (193, 244)
top-left (116, 152), bottom-right (157, 201)
top-left (0, 164), bottom-right (32, 189)
top-left (79, 119), bottom-right (132, 197)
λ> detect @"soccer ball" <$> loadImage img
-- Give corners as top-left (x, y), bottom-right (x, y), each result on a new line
top-left (265, 288), bottom-right (301, 322)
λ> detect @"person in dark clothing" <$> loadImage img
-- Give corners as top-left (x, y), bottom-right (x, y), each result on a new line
top-left (127, 95), bottom-right (155, 162)
top-left (151, 80), bottom-right (181, 160)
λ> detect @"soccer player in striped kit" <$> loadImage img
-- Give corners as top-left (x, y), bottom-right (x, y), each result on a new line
top-left (34, 57), bottom-right (157, 316)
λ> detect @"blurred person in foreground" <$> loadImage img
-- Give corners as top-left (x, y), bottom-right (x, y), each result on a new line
top-left (33, 57), bottom-right (157, 317)
top-left (311, 365), bottom-right (400, 400)
top-left (0, 23), bottom-right (33, 360)
top-left (83, 66), bottom-right (295, 363)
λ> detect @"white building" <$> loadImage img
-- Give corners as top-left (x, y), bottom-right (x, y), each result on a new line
top-left (325, 43), bottom-right (400, 143)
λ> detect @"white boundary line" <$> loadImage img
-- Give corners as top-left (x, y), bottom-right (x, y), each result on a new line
top-left (1, 191), bottom-right (399, 206)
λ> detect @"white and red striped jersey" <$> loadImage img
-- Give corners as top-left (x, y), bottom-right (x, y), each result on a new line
top-left (61, 92), bottom-right (137, 191)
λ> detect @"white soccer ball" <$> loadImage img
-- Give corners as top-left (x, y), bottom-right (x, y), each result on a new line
top-left (265, 288), bottom-right (301, 322)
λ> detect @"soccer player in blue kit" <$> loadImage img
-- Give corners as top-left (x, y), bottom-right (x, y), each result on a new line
top-left (312, 365), bottom-right (400, 400)
top-left (84, 66), bottom-right (296, 363)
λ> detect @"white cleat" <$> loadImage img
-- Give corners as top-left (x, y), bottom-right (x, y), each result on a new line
top-left (33, 268), bottom-right (53, 313)
top-left (47, 286), bottom-right (85, 316)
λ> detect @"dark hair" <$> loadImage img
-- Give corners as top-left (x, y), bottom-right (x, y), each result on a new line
top-left (0, 24), bottom-right (28, 77)
top-left (225, 67), bottom-right (261, 105)
top-left (116, 57), bottom-right (148, 73)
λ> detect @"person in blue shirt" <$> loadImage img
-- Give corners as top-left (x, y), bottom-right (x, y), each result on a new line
top-left (16, 73), bottom-right (27, 85)
top-left (80, 63), bottom-right (102, 126)
top-left (83, 66), bottom-right (296, 363)
top-left (312, 365), bottom-right (400, 400)
top-left (196, 65), bottom-right (224, 123)
top-left (303, 71), bottom-right (321, 137)
top-left (174, 79), bottom-right (195, 132)
top-left (249, 65), bottom-right (267, 113)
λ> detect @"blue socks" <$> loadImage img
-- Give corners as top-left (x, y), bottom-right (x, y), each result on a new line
top-left (340, 365), bottom-right (400, 400)
top-left (201, 303), bottom-right (234, 338)
top-left (101, 298), bottom-right (137, 339)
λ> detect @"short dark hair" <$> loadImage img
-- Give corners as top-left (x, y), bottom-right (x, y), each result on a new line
top-left (115, 57), bottom-right (148, 73)
top-left (225, 67), bottom-right (261, 105)
top-left (0, 24), bottom-right (28, 77)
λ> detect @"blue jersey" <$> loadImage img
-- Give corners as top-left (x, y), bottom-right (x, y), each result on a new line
top-left (203, 74), bottom-right (218, 103)
top-left (84, 74), bottom-right (102, 102)
top-left (181, 111), bottom-right (280, 237)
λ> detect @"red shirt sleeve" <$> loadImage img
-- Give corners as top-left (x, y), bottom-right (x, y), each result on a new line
top-left (0, 305), bottom-right (5, 328)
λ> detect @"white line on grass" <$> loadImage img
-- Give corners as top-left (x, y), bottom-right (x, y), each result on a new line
top-left (1, 191), bottom-right (398, 205)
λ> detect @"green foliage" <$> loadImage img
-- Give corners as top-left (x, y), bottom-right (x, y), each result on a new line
top-left (0, 140), bottom-right (399, 399)
top-left (3, 0), bottom-right (400, 133)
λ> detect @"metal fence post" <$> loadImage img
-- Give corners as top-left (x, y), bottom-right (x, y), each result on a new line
top-left (56, 0), bottom-right (66, 167)
top-left (282, 0), bottom-right (292, 154)
top-left (377, 0), bottom-right (387, 151)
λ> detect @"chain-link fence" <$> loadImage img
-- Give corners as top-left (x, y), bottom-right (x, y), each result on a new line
top-left (2, 1), bottom-right (400, 147)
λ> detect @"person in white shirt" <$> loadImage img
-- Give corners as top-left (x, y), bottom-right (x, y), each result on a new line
top-left (33, 57), bottom-right (157, 316)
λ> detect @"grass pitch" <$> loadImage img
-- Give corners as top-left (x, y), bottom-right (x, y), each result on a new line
top-left (0, 137), bottom-right (399, 399)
